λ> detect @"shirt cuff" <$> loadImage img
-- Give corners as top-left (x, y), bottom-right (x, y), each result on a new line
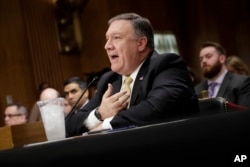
top-left (84, 109), bottom-right (101, 130)
top-left (102, 116), bottom-right (113, 130)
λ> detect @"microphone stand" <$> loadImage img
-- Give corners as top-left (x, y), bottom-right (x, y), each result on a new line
top-left (65, 76), bottom-right (99, 121)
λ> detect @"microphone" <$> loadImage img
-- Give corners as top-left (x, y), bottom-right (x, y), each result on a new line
top-left (65, 76), bottom-right (99, 121)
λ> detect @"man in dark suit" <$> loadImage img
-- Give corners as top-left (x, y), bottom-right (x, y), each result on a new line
top-left (63, 77), bottom-right (90, 113)
top-left (66, 13), bottom-right (199, 137)
top-left (195, 41), bottom-right (250, 108)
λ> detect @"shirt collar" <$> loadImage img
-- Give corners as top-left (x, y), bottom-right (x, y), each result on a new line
top-left (208, 70), bottom-right (228, 85)
top-left (122, 61), bottom-right (144, 83)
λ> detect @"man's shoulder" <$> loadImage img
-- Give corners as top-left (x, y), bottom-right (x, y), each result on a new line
top-left (98, 71), bottom-right (119, 83)
top-left (148, 51), bottom-right (185, 68)
top-left (195, 80), bottom-right (206, 88)
top-left (224, 72), bottom-right (250, 88)
top-left (151, 52), bottom-right (182, 61)
top-left (225, 71), bottom-right (250, 82)
top-left (101, 70), bottom-right (116, 78)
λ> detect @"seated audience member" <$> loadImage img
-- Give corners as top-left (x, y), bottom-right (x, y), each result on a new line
top-left (195, 41), bottom-right (250, 109)
top-left (4, 102), bottom-right (29, 126)
top-left (38, 81), bottom-right (51, 93)
top-left (65, 13), bottom-right (200, 137)
top-left (29, 87), bottom-right (60, 122)
top-left (225, 55), bottom-right (250, 76)
top-left (63, 77), bottom-right (90, 114)
top-left (29, 81), bottom-right (51, 122)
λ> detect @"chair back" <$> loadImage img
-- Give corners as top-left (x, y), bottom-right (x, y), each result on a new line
top-left (198, 97), bottom-right (227, 116)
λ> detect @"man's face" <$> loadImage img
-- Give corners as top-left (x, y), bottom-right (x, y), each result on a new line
top-left (63, 83), bottom-right (88, 109)
top-left (4, 106), bottom-right (26, 126)
top-left (199, 46), bottom-right (225, 79)
top-left (104, 20), bottom-right (142, 76)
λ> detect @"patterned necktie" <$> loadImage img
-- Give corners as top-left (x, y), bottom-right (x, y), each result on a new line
top-left (123, 76), bottom-right (133, 95)
top-left (208, 82), bottom-right (218, 98)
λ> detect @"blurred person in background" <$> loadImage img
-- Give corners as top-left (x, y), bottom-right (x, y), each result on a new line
top-left (29, 87), bottom-right (60, 122)
top-left (225, 55), bottom-right (250, 76)
top-left (4, 102), bottom-right (29, 126)
top-left (63, 77), bottom-right (90, 115)
top-left (195, 41), bottom-right (250, 109)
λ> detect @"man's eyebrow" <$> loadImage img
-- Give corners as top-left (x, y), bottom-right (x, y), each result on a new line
top-left (69, 88), bottom-right (77, 92)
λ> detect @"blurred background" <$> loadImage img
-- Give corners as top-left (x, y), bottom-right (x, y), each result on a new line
top-left (0, 0), bottom-right (249, 126)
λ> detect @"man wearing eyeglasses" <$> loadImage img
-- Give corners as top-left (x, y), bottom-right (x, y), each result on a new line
top-left (4, 103), bottom-right (29, 126)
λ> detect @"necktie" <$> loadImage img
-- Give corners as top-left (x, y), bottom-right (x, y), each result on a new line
top-left (208, 82), bottom-right (218, 98)
top-left (122, 76), bottom-right (133, 94)
top-left (122, 76), bottom-right (133, 108)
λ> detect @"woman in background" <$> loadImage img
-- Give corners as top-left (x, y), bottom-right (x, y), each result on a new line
top-left (226, 55), bottom-right (250, 76)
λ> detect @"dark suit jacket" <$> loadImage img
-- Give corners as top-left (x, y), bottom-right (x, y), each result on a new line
top-left (195, 71), bottom-right (250, 108)
top-left (66, 51), bottom-right (200, 137)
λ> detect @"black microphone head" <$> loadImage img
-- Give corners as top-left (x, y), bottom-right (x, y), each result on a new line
top-left (92, 76), bottom-right (99, 82)
top-left (90, 76), bottom-right (99, 85)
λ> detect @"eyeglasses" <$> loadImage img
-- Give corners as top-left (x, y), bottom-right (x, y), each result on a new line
top-left (4, 114), bottom-right (23, 118)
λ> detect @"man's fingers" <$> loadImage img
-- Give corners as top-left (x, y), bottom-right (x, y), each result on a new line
top-left (103, 83), bottom-right (113, 98)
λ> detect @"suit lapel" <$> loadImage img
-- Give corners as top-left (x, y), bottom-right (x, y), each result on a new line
top-left (217, 72), bottom-right (231, 97)
top-left (130, 74), bottom-right (144, 106)
top-left (130, 55), bottom-right (150, 106)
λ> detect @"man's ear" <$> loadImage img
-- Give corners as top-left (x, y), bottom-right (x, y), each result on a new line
top-left (220, 54), bottom-right (227, 63)
top-left (138, 37), bottom-right (147, 51)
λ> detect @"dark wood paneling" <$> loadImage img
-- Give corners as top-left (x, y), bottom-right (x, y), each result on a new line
top-left (0, 0), bottom-right (37, 126)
